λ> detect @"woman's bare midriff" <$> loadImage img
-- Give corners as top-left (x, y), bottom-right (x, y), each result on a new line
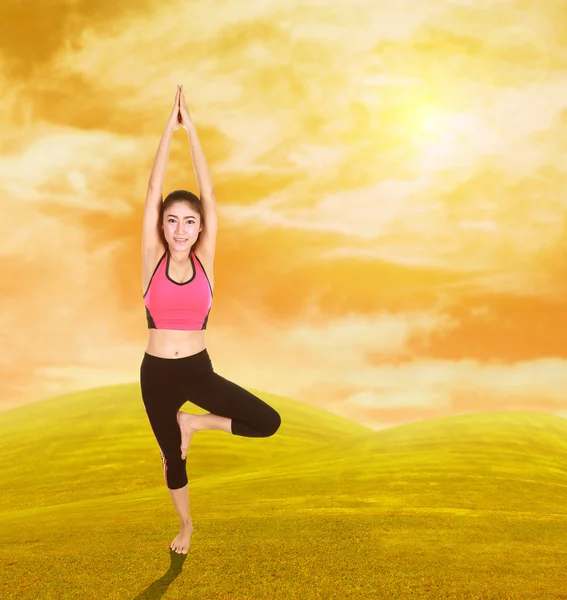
top-left (145, 329), bottom-right (207, 359)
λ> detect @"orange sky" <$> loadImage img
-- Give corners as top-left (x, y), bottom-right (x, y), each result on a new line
top-left (1, 0), bottom-right (566, 430)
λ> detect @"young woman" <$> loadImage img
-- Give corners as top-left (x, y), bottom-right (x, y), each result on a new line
top-left (139, 85), bottom-right (281, 555)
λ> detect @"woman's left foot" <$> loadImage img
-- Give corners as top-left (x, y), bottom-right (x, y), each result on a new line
top-left (176, 411), bottom-right (198, 460)
top-left (170, 519), bottom-right (194, 554)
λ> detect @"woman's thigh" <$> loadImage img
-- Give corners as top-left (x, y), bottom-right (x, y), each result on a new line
top-left (183, 371), bottom-right (281, 437)
top-left (140, 355), bottom-right (190, 462)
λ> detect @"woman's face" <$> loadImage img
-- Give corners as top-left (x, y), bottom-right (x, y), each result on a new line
top-left (162, 202), bottom-right (202, 251)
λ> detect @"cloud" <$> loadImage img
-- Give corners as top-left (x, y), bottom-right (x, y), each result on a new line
top-left (0, 0), bottom-right (162, 77)
top-left (0, 128), bottom-right (139, 210)
top-left (341, 357), bottom-right (567, 430)
top-left (204, 306), bottom-right (567, 431)
top-left (280, 309), bottom-right (459, 360)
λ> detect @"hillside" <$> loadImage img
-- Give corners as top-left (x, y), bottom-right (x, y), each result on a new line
top-left (0, 382), bottom-right (371, 512)
top-left (1, 409), bottom-right (567, 599)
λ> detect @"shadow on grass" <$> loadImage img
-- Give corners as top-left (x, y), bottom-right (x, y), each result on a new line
top-left (132, 548), bottom-right (188, 599)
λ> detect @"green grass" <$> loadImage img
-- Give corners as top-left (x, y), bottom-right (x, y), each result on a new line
top-left (1, 385), bottom-right (567, 599)
top-left (0, 383), bottom-right (370, 512)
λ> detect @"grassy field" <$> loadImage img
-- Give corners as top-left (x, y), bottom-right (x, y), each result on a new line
top-left (1, 384), bottom-right (567, 599)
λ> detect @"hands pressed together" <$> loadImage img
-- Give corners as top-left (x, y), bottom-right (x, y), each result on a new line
top-left (168, 84), bottom-right (193, 132)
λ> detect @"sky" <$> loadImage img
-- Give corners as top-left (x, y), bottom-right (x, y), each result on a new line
top-left (1, 0), bottom-right (566, 430)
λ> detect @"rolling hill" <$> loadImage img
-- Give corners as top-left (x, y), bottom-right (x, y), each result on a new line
top-left (1, 386), bottom-right (567, 599)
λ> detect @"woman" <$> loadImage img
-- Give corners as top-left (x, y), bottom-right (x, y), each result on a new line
top-left (139, 85), bottom-right (281, 555)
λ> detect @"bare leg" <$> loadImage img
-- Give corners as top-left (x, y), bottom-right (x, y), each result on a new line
top-left (167, 412), bottom-right (231, 554)
top-left (177, 411), bottom-right (232, 460)
top-left (168, 484), bottom-right (193, 554)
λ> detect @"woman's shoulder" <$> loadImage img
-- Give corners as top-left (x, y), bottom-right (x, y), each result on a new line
top-left (192, 247), bottom-right (214, 288)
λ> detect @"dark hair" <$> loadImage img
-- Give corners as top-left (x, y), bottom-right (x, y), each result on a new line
top-left (159, 189), bottom-right (204, 253)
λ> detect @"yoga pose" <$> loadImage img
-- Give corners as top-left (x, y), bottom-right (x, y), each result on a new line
top-left (139, 85), bottom-right (281, 555)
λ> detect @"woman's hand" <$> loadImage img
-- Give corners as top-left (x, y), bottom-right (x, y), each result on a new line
top-left (179, 85), bottom-right (194, 131)
top-left (166, 85), bottom-right (182, 132)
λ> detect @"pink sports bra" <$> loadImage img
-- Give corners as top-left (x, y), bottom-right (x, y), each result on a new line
top-left (143, 249), bottom-right (213, 331)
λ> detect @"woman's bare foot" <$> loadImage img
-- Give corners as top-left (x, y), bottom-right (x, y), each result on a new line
top-left (176, 411), bottom-right (198, 460)
top-left (170, 519), bottom-right (193, 554)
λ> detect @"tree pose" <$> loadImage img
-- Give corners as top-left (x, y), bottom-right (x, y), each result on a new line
top-left (140, 85), bottom-right (281, 554)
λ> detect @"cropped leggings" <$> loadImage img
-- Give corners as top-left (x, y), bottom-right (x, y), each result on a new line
top-left (139, 348), bottom-right (281, 490)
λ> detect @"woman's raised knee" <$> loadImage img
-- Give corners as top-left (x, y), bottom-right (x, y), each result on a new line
top-left (264, 408), bottom-right (281, 437)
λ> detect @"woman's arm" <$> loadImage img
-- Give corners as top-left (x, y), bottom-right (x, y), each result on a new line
top-left (185, 122), bottom-right (215, 202)
top-left (179, 86), bottom-right (216, 206)
top-left (146, 86), bottom-right (181, 201)
top-left (142, 87), bottom-right (181, 256)
top-left (147, 125), bottom-right (174, 193)
top-left (179, 86), bottom-right (218, 258)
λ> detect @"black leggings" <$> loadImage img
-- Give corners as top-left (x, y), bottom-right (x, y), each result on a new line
top-left (139, 348), bottom-right (281, 489)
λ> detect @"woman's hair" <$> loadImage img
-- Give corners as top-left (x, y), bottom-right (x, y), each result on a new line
top-left (159, 189), bottom-right (204, 252)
